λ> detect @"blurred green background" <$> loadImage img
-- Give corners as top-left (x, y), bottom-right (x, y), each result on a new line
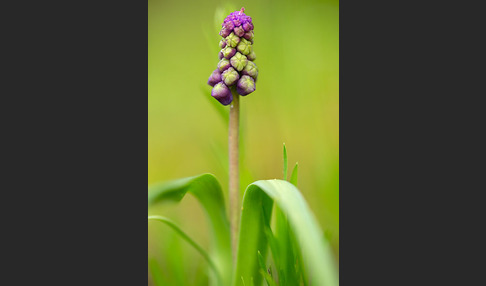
top-left (148, 0), bottom-right (338, 284)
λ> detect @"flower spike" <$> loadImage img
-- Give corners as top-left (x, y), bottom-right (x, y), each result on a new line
top-left (207, 7), bottom-right (258, 105)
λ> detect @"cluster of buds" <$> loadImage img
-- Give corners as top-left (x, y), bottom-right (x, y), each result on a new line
top-left (208, 7), bottom-right (258, 105)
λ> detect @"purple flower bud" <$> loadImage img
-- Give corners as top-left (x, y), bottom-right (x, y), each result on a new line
top-left (219, 39), bottom-right (226, 49)
top-left (222, 46), bottom-right (236, 59)
top-left (243, 30), bottom-right (254, 41)
top-left (236, 38), bottom-right (252, 56)
top-left (242, 22), bottom-right (252, 32)
top-left (207, 69), bottom-right (222, 87)
top-left (225, 32), bottom-right (240, 48)
top-left (247, 50), bottom-right (256, 61)
top-left (234, 26), bottom-right (245, 37)
top-left (222, 67), bottom-right (239, 86)
top-left (241, 61), bottom-right (258, 80)
top-left (230, 52), bottom-right (248, 72)
top-left (233, 19), bottom-right (241, 27)
top-left (211, 82), bottom-right (233, 105)
top-left (217, 58), bottom-right (231, 72)
top-left (236, 75), bottom-right (256, 96)
top-left (223, 21), bottom-right (234, 31)
top-left (219, 28), bottom-right (231, 38)
top-left (218, 51), bottom-right (223, 60)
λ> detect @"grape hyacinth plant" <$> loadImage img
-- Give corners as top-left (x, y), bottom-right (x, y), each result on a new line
top-left (149, 7), bottom-right (338, 286)
top-left (208, 7), bottom-right (259, 259)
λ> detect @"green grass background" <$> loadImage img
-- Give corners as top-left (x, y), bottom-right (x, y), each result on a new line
top-left (148, 0), bottom-right (338, 283)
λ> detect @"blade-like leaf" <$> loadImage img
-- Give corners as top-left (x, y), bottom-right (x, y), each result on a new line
top-left (148, 215), bottom-right (221, 284)
top-left (257, 251), bottom-right (278, 286)
top-left (262, 209), bottom-right (283, 283)
top-left (276, 147), bottom-right (300, 284)
top-left (148, 174), bottom-right (231, 286)
top-left (283, 143), bottom-right (288, 181)
top-left (234, 180), bottom-right (338, 286)
top-left (289, 162), bottom-right (298, 186)
top-left (274, 206), bottom-right (299, 286)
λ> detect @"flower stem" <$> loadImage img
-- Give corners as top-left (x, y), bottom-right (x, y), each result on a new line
top-left (228, 90), bottom-right (240, 262)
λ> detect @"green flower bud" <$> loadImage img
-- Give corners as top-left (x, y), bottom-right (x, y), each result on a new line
top-left (219, 39), bottom-right (226, 49)
top-left (242, 60), bottom-right (258, 80)
top-left (222, 67), bottom-right (240, 86)
top-left (243, 30), bottom-right (254, 41)
top-left (217, 58), bottom-right (231, 72)
top-left (236, 38), bottom-right (252, 55)
top-left (222, 46), bottom-right (236, 59)
top-left (236, 75), bottom-right (256, 96)
top-left (230, 52), bottom-right (248, 72)
top-left (247, 50), bottom-right (256, 61)
top-left (225, 32), bottom-right (240, 48)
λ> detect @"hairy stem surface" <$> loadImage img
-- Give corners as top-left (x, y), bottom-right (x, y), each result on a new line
top-left (228, 90), bottom-right (240, 262)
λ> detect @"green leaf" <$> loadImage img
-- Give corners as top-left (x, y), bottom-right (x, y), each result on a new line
top-left (256, 250), bottom-right (266, 274)
top-left (234, 180), bottom-right (338, 286)
top-left (283, 143), bottom-right (288, 180)
top-left (148, 174), bottom-right (232, 286)
top-left (274, 206), bottom-right (299, 286)
top-left (257, 251), bottom-right (278, 286)
top-left (148, 258), bottom-right (167, 286)
top-left (262, 210), bottom-right (283, 283)
top-left (232, 183), bottom-right (273, 286)
top-left (289, 162), bottom-right (298, 186)
top-left (277, 148), bottom-right (300, 284)
top-left (148, 215), bottom-right (221, 284)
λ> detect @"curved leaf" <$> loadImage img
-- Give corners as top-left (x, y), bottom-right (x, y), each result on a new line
top-left (148, 174), bottom-right (232, 286)
top-left (234, 180), bottom-right (338, 286)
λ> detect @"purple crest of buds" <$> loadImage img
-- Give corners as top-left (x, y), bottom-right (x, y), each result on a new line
top-left (222, 67), bottom-right (240, 86)
top-left (220, 8), bottom-right (254, 37)
top-left (211, 82), bottom-right (233, 105)
top-left (236, 75), bottom-right (256, 96)
top-left (208, 69), bottom-right (222, 87)
top-left (225, 8), bottom-right (252, 25)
